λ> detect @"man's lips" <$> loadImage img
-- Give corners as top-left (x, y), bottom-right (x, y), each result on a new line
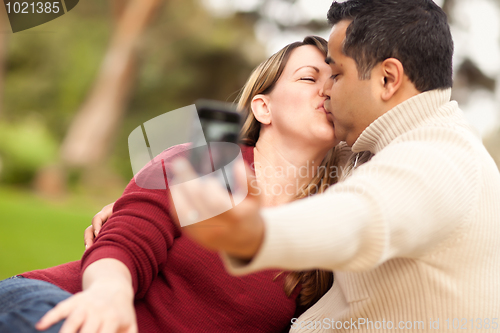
top-left (323, 100), bottom-right (332, 114)
top-left (322, 100), bottom-right (334, 125)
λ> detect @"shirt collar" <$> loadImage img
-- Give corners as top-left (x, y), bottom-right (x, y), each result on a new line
top-left (351, 88), bottom-right (453, 154)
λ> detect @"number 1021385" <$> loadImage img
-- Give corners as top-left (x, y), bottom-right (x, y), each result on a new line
top-left (5, 2), bottom-right (60, 14)
top-left (445, 318), bottom-right (498, 330)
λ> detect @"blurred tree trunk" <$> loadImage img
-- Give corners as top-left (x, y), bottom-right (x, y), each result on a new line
top-left (0, 6), bottom-right (10, 117)
top-left (60, 0), bottom-right (162, 168)
top-left (111, 0), bottom-right (128, 23)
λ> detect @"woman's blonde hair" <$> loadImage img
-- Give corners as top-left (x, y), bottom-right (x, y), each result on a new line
top-left (235, 36), bottom-right (344, 307)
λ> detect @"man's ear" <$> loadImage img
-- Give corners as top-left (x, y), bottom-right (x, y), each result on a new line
top-left (379, 58), bottom-right (404, 101)
top-left (251, 94), bottom-right (272, 125)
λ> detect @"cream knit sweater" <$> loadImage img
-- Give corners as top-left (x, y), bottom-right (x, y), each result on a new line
top-left (223, 89), bottom-right (500, 332)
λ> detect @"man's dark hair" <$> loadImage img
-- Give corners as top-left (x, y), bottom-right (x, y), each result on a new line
top-left (327, 0), bottom-right (453, 92)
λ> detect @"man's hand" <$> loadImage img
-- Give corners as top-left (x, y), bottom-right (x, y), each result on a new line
top-left (170, 158), bottom-right (265, 260)
top-left (84, 202), bottom-right (115, 250)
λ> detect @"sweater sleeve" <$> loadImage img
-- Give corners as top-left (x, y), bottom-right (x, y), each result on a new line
top-left (222, 129), bottom-right (479, 274)
top-left (81, 151), bottom-right (182, 298)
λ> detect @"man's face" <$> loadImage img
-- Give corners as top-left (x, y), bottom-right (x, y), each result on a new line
top-left (323, 20), bottom-right (380, 146)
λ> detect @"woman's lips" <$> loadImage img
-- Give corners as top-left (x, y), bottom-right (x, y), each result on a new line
top-left (317, 102), bottom-right (329, 114)
top-left (318, 105), bottom-right (334, 125)
top-left (317, 105), bottom-right (328, 113)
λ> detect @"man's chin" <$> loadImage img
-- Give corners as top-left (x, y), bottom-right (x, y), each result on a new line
top-left (326, 113), bottom-right (335, 126)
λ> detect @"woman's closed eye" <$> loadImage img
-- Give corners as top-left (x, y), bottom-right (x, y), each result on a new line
top-left (299, 77), bottom-right (316, 82)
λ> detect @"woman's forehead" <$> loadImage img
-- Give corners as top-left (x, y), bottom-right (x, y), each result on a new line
top-left (285, 45), bottom-right (328, 72)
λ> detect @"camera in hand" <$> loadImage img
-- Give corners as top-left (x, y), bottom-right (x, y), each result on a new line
top-left (188, 100), bottom-right (242, 192)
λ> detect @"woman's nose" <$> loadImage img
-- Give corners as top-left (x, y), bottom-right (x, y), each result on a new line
top-left (319, 86), bottom-right (326, 97)
top-left (321, 77), bottom-right (332, 97)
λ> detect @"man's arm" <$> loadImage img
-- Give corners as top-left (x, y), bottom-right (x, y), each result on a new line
top-left (173, 134), bottom-right (477, 275)
top-left (223, 137), bottom-right (478, 274)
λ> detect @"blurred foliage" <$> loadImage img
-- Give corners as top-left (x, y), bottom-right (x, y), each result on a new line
top-left (0, 0), bottom-right (264, 185)
top-left (2, 1), bottom-right (111, 140)
top-left (0, 117), bottom-right (58, 184)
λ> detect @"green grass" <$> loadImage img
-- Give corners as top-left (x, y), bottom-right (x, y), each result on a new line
top-left (0, 187), bottom-right (102, 280)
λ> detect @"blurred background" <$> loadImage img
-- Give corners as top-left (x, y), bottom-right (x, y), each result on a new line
top-left (0, 0), bottom-right (499, 279)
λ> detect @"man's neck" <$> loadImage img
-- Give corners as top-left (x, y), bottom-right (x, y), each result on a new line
top-left (348, 82), bottom-right (421, 146)
top-left (385, 84), bottom-right (421, 112)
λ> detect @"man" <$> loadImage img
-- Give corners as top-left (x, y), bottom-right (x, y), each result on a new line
top-left (173, 0), bottom-right (500, 331)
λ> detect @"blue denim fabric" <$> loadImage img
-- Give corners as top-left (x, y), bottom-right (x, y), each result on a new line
top-left (0, 277), bottom-right (71, 333)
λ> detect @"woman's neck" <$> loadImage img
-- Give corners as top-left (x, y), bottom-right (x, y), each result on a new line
top-left (253, 136), bottom-right (329, 207)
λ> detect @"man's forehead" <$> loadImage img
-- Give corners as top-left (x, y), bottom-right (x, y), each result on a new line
top-left (329, 25), bottom-right (336, 36)
top-left (329, 20), bottom-right (350, 42)
top-left (327, 20), bottom-right (351, 61)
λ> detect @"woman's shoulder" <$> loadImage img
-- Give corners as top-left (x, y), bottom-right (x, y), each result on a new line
top-left (131, 143), bottom-right (191, 191)
top-left (239, 143), bottom-right (255, 164)
top-left (131, 143), bottom-right (254, 192)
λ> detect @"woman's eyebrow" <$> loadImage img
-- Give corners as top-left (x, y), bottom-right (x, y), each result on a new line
top-left (293, 65), bottom-right (319, 74)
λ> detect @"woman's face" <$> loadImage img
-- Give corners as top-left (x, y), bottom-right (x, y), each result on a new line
top-left (265, 45), bottom-right (338, 151)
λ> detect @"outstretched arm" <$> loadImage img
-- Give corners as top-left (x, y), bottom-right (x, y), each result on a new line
top-left (172, 137), bottom-right (477, 274)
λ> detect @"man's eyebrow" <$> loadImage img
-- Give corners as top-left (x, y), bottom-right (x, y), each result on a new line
top-left (325, 56), bottom-right (335, 65)
top-left (293, 65), bottom-right (320, 74)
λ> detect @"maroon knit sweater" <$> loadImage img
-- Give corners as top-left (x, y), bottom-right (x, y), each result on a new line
top-left (22, 145), bottom-right (299, 332)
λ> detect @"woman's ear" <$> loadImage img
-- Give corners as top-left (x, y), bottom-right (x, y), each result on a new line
top-left (251, 94), bottom-right (272, 125)
top-left (379, 58), bottom-right (404, 102)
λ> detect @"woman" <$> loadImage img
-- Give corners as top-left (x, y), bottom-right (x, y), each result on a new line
top-left (0, 36), bottom-right (350, 333)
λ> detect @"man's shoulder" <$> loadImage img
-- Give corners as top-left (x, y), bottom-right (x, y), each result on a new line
top-left (393, 102), bottom-right (482, 151)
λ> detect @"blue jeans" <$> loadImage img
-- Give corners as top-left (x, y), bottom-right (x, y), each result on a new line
top-left (0, 276), bottom-right (71, 333)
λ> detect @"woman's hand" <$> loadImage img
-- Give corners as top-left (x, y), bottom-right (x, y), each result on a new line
top-left (85, 202), bottom-right (115, 250)
top-left (36, 280), bottom-right (136, 333)
top-left (36, 259), bottom-right (137, 333)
